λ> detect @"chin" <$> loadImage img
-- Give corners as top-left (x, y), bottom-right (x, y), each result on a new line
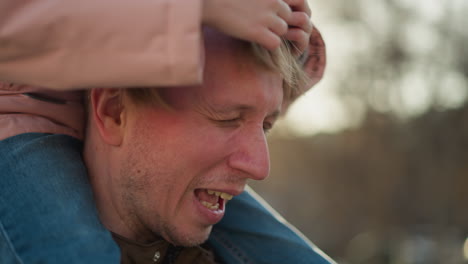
top-left (165, 226), bottom-right (212, 247)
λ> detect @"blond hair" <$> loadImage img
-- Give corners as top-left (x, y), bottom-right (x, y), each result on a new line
top-left (250, 39), bottom-right (308, 101)
top-left (125, 38), bottom-right (307, 105)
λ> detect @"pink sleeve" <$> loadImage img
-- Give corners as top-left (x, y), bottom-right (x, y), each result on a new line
top-left (0, 0), bottom-right (203, 90)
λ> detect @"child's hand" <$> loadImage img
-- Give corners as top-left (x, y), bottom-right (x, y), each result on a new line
top-left (202, 0), bottom-right (292, 51)
top-left (284, 0), bottom-right (313, 56)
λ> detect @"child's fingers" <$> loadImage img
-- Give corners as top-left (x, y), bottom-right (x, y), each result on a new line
top-left (287, 11), bottom-right (313, 34)
top-left (284, 28), bottom-right (309, 55)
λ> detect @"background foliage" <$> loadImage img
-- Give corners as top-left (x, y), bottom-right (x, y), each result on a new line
top-left (250, 0), bottom-right (468, 263)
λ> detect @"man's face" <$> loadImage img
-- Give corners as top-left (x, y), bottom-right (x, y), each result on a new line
top-left (112, 38), bottom-right (283, 246)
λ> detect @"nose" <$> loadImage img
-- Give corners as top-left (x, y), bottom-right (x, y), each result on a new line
top-left (227, 128), bottom-right (270, 181)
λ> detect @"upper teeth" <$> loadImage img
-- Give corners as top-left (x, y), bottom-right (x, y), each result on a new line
top-left (207, 190), bottom-right (233, 200)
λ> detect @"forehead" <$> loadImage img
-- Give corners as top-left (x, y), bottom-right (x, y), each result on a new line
top-left (161, 31), bottom-right (283, 112)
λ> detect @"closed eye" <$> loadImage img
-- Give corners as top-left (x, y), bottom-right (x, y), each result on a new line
top-left (212, 117), bottom-right (242, 127)
top-left (217, 117), bottom-right (241, 123)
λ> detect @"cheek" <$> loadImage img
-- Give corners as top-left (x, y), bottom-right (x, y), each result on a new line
top-left (183, 124), bottom-right (236, 167)
top-left (120, 145), bottom-right (176, 220)
top-left (128, 109), bottom-right (235, 185)
top-left (125, 117), bottom-right (196, 189)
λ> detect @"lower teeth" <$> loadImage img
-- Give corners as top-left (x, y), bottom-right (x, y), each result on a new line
top-left (201, 201), bottom-right (219, 210)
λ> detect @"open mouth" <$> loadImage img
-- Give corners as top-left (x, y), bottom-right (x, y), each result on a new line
top-left (194, 189), bottom-right (234, 212)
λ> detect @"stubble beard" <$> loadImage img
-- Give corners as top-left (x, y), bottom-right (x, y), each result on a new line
top-left (120, 151), bottom-right (213, 247)
top-left (161, 221), bottom-right (213, 247)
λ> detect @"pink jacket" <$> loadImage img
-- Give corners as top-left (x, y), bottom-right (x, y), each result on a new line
top-left (0, 0), bottom-right (204, 140)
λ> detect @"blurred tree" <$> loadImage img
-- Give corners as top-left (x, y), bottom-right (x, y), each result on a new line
top-left (250, 0), bottom-right (468, 263)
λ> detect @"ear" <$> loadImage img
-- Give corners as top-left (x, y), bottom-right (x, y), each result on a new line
top-left (89, 88), bottom-right (126, 146)
top-left (282, 26), bottom-right (326, 113)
